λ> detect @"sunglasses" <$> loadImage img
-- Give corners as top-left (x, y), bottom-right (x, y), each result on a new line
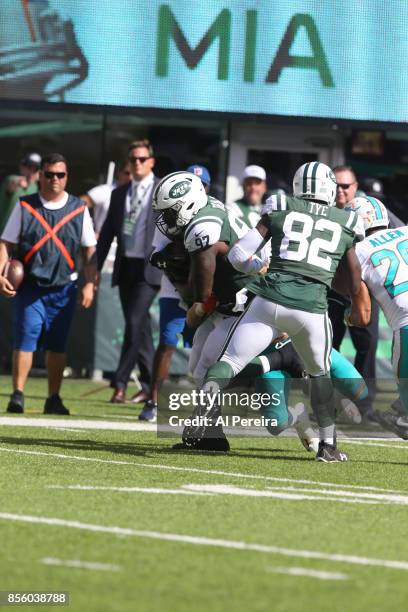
top-left (128, 156), bottom-right (151, 164)
top-left (43, 171), bottom-right (66, 179)
top-left (337, 183), bottom-right (355, 190)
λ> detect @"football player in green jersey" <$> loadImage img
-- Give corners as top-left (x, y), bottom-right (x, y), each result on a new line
top-left (153, 171), bottom-right (275, 450)
top-left (153, 170), bottom-right (269, 322)
top-left (201, 162), bottom-right (366, 462)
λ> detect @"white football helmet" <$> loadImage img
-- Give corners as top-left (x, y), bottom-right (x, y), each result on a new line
top-left (346, 195), bottom-right (389, 231)
top-left (293, 162), bottom-right (337, 206)
top-left (153, 171), bottom-right (208, 237)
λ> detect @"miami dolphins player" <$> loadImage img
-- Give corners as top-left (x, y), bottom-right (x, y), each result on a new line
top-left (346, 195), bottom-right (408, 438)
top-left (257, 336), bottom-right (368, 445)
top-left (196, 162), bottom-right (367, 462)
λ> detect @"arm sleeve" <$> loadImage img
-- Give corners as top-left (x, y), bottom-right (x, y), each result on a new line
top-left (80, 207), bottom-right (97, 247)
top-left (0, 203), bottom-right (21, 244)
top-left (228, 227), bottom-right (266, 273)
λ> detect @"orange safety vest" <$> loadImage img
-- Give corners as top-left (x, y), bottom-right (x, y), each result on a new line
top-left (20, 200), bottom-right (85, 270)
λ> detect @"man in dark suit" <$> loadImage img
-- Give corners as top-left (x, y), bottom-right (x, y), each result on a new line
top-left (97, 140), bottom-right (161, 403)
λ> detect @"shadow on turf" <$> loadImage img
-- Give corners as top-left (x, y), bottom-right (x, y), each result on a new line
top-left (0, 434), bottom-right (312, 461)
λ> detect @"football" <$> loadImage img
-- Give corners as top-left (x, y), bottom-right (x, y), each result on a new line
top-left (4, 259), bottom-right (24, 291)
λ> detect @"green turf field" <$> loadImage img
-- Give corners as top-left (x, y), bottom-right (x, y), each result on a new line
top-left (1, 377), bottom-right (408, 612)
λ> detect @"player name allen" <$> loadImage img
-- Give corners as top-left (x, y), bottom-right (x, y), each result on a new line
top-left (168, 416), bottom-right (278, 427)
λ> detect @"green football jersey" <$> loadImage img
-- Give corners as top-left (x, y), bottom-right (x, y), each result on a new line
top-left (227, 199), bottom-right (262, 229)
top-left (183, 197), bottom-right (256, 312)
top-left (248, 194), bottom-right (364, 313)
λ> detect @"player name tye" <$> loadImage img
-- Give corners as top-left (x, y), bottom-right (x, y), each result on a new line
top-left (308, 202), bottom-right (328, 216)
top-left (168, 416), bottom-right (278, 427)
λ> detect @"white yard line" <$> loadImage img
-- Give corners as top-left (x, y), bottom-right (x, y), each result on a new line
top-left (0, 417), bottom-right (154, 432)
top-left (100, 414), bottom-right (139, 420)
top-left (263, 485), bottom-right (408, 504)
top-left (266, 566), bottom-right (348, 580)
top-left (50, 428), bottom-right (85, 433)
top-left (343, 439), bottom-right (408, 450)
top-left (48, 485), bottom-right (212, 496)
top-left (47, 481), bottom-right (408, 504)
top-left (41, 557), bottom-right (121, 572)
top-left (182, 484), bottom-right (382, 505)
top-left (0, 446), bottom-right (405, 494)
top-left (47, 482), bottom-right (382, 505)
top-left (0, 512), bottom-right (407, 571)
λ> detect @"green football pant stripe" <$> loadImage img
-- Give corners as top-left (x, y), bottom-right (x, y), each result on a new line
top-left (323, 312), bottom-right (332, 373)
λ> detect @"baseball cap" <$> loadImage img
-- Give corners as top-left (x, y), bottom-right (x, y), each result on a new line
top-left (21, 152), bottom-right (42, 169)
top-left (187, 164), bottom-right (211, 186)
top-left (242, 165), bottom-right (266, 182)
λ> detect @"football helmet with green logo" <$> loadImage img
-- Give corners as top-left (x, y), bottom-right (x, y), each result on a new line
top-left (153, 171), bottom-right (207, 237)
top-left (346, 195), bottom-right (389, 231)
top-left (293, 162), bottom-right (337, 206)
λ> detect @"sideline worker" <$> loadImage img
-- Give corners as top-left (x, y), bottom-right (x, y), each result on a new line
top-left (0, 153), bottom-right (98, 415)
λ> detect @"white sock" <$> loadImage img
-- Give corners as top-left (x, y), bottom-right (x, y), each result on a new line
top-left (319, 424), bottom-right (335, 444)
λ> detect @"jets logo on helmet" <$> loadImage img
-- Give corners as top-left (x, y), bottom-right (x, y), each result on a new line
top-left (169, 180), bottom-right (191, 199)
top-left (293, 162), bottom-right (337, 206)
top-left (346, 195), bottom-right (389, 232)
top-left (153, 171), bottom-right (208, 237)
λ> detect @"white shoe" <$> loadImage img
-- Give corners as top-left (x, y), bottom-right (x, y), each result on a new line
top-left (339, 398), bottom-right (362, 424)
top-left (396, 415), bottom-right (408, 428)
top-left (290, 402), bottom-right (319, 453)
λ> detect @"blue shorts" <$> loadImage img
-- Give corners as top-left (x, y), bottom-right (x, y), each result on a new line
top-left (159, 297), bottom-right (192, 348)
top-left (13, 282), bottom-right (77, 353)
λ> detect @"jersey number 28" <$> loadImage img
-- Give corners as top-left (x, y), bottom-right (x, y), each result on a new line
top-left (371, 239), bottom-right (408, 298)
top-left (280, 212), bottom-right (342, 271)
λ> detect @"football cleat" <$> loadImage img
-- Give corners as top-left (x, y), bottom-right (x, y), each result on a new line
top-left (181, 399), bottom-right (222, 442)
top-left (298, 435), bottom-right (319, 453)
top-left (373, 410), bottom-right (408, 440)
top-left (396, 415), bottom-right (408, 429)
top-left (391, 398), bottom-right (405, 416)
top-left (172, 434), bottom-right (230, 452)
top-left (316, 441), bottom-right (348, 462)
top-left (291, 403), bottom-right (319, 453)
top-left (339, 398), bottom-right (362, 424)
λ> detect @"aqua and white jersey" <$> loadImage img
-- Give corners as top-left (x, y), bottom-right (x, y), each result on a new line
top-left (355, 225), bottom-right (408, 330)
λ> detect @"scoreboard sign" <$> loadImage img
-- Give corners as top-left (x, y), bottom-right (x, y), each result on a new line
top-left (0, 0), bottom-right (407, 122)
